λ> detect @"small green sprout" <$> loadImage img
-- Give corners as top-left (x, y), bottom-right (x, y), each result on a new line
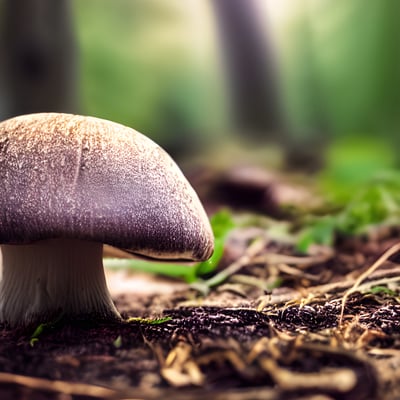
top-left (368, 286), bottom-right (397, 296)
top-left (113, 335), bottom-right (122, 348)
top-left (29, 313), bottom-right (64, 346)
top-left (126, 316), bottom-right (172, 325)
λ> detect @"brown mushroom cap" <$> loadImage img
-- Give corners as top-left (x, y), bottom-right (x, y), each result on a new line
top-left (0, 113), bottom-right (214, 261)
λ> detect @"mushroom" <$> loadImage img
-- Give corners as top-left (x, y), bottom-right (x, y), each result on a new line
top-left (0, 113), bottom-right (214, 327)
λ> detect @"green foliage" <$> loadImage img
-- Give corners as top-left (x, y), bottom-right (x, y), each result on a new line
top-left (296, 216), bottom-right (336, 253)
top-left (298, 136), bottom-right (400, 252)
top-left (318, 137), bottom-right (395, 203)
top-left (297, 171), bottom-right (400, 252)
top-left (336, 173), bottom-right (400, 233)
top-left (104, 209), bottom-right (236, 282)
top-left (279, 0), bottom-right (400, 142)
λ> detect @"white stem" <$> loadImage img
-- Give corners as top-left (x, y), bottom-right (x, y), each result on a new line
top-left (0, 239), bottom-right (121, 327)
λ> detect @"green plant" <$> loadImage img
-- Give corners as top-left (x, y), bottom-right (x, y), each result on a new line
top-left (297, 171), bottom-right (400, 252)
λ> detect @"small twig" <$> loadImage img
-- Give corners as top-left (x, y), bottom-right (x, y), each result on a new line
top-left (276, 263), bottom-right (323, 281)
top-left (252, 251), bottom-right (333, 269)
top-left (339, 242), bottom-right (400, 324)
top-left (0, 372), bottom-right (118, 398)
top-left (161, 342), bottom-right (204, 387)
top-left (258, 357), bottom-right (357, 392)
top-left (256, 267), bottom-right (400, 309)
top-left (190, 237), bottom-right (267, 295)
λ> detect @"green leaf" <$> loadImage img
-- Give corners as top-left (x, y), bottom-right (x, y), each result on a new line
top-left (296, 216), bottom-right (336, 253)
top-left (368, 286), bottom-right (397, 296)
top-left (209, 208), bottom-right (236, 239)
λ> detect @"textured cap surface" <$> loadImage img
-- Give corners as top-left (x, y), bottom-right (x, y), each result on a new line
top-left (0, 113), bottom-right (214, 261)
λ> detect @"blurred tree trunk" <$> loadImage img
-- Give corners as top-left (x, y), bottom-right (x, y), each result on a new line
top-left (212, 0), bottom-right (327, 171)
top-left (0, 0), bottom-right (78, 120)
top-left (212, 0), bottom-right (284, 138)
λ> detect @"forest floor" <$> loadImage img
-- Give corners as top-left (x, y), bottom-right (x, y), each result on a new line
top-left (0, 165), bottom-right (400, 400)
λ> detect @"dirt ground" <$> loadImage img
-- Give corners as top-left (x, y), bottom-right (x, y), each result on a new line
top-left (0, 169), bottom-right (400, 400)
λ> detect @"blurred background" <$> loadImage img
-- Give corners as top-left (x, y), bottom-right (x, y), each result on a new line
top-left (1, 0), bottom-right (400, 205)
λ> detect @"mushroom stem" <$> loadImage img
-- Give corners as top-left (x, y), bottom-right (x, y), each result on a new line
top-left (0, 238), bottom-right (121, 327)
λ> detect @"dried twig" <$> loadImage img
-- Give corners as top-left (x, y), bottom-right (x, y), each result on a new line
top-left (339, 242), bottom-right (400, 324)
top-left (252, 251), bottom-right (333, 269)
top-left (256, 266), bottom-right (400, 310)
top-left (0, 372), bottom-right (118, 398)
top-left (259, 357), bottom-right (357, 392)
top-left (191, 237), bottom-right (268, 295)
top-left (161, 342), bottom-right (205, 387)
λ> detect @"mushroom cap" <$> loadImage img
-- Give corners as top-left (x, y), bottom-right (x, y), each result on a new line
top-left (0, 113), bottom-right (214, 261)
